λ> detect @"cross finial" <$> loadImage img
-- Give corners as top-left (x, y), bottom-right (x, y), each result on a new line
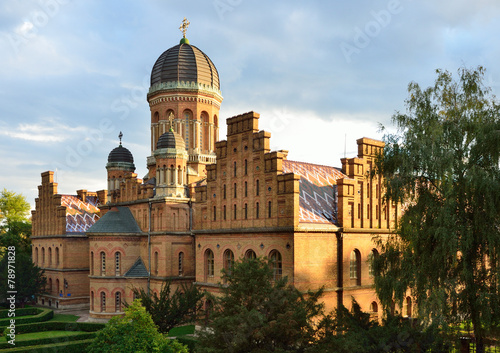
top-left (179, 17), bottom-right (190, 38)
top-left (118, 131), bottom-right (123, 145)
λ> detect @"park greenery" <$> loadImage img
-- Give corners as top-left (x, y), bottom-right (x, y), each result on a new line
top-left (87, 299), bottom-right (188, 353)
top-left (0, 190), bottom-right (45, 306)
top-left (131, 282), bottom-right (204, 334)
top-left (373, 66), bottom-right (500, 353)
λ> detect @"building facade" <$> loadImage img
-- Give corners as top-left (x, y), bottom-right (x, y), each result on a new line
top-left (31, 29), bottom-right (408, 319)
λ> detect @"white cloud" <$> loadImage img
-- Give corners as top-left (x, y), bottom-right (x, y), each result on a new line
top-left (0, 118), bottom-right (93, 143)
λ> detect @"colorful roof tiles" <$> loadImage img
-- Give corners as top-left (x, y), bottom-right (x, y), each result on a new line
top-left (61, 195), bottom-right (100, 233)
top-left (282, 160), bottom-right (346, 225)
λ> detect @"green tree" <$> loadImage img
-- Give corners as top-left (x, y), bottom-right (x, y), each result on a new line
top-left (130, 281), bottom-right (204, 333)
top-left (0, 189), bottom-right (30, 226)
top-left (374, 67), bottom-right (500, 353)
top-left (87, 299), bottom-right (188, 353)
top-left (197, 257), bottom-right (324, 353)
top-left (312, 300), bottom-right (450, 353)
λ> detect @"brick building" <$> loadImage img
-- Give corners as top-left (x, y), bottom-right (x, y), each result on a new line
top-left (31, 28), bottom-right (407, 319)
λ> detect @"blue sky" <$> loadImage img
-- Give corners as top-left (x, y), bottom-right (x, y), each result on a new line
top-left (1, 0), bottom-right (499, 208)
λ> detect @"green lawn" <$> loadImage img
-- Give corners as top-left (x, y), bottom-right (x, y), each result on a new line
top-left (0, 330), bottom-right (88, 342)
top-left (167, 325), bottom-right (195, 337)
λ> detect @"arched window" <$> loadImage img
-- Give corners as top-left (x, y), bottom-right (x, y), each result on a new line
top-left (256, 180), bottom-right (260, 196)
top-left (223, 184), bottom-right (226, 199)
top-left (223, 205), bottom-right (226, 220)
top-left (370, 301), bottom-right (378, 313)
top-left (268, 201), bottom-right (272, 218)
top-left (35, 247), bottom-right (38, 265)
top-left (154, 251), bottom-right (159, 275)
top-left (368, 249), bottom-right (379, 277)
top-left (115, 252), bottom-right (121, 276)
top-left (233, 183), bottom-right (237, 198)
top-left (404, 297), bottom-right (412, 317)
top-left (178, 252), bottom-right (184, 276)
top-left (244, 181), bottom-right (248, 197)
top-left (48, 278), bottom-right (52, 294)
top-left (244, 203), bottom-right (248, 219)
top-left (245, 249), bottom-right (256, 259)
top-left (91, 291), bottom-right (94, 311)
top-left (269, 250), bottom-right (282, 280)
top-left (101, 292), bottom-right (106, 312)
top-left (90, 252), bottom-right (94, 276)
top-left (256, 202), bottom-right (259, 219)
top-left (115, 292), bottom-right (121, 312)
top-left (205, 249), bottom-right (214, 278)
top-left (350, 249), bottom-right (361, 285)
top-left (55, 247), bottom-right (59, 267)
top-left (244, 159), bottom-right (248, 175)
top-left (48, 248), bottom-right (52, 267)
top-left (42, 247), bottom-right (45, 267)
top-left (100, 252), bottom-right (106, 276)
top-left (223, 249), bottom-right (234, 276)
top-left (213, 206), bottom-right (216, 221)
top-left (233, 204), bottom-right (237, 220)
top-left (233, 161), bottom-right (237, 177)
top-left (56, 279), bottom-right (60, 295)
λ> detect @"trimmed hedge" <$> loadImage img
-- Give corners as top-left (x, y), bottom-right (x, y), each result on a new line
top-left (4, 321), bottom-right (105, 336)
top-left (0, 337), bottom-right (94, 352)
top-left (0, 307), bottom-right (38, 319)
top-left (0, 308), bottom-right (53, 330)
top-left (0, 331), bottom-right (96, 349)
top-left (176, 336), bottom-right (197, 352)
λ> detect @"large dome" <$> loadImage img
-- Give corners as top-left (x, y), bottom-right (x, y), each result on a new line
top-left (150, 41), bottom-right (220, 90)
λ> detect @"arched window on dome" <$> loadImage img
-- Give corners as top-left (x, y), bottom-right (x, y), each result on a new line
top-left (183, 109), bottom-right (193, 149)
top-left (201, 111), bottom-right (209, 152)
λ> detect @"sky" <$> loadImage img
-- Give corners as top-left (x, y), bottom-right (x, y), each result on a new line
top-left (1, 0), bottom-right (499, 209)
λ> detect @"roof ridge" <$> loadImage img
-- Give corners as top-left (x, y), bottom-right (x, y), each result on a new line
top-left (284, 159), bottom-right (341, 170)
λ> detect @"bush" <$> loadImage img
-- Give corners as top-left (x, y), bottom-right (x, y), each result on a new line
top-left (0, 337), bottom-right (94, 352)
top-left (0, 307), bottom-right (38, 318)
top-left (176, 336), bottom-right (197, 352)
top-left (0, 331), bottom-right (96, 349)
top-left (0, 308), bottom-right (52, 331)
top-left (3, 321), bottom-right (105, 336)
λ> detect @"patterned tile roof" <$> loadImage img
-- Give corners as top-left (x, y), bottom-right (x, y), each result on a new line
top-left (61, 195), bottom-right (100, 233)
top-left (282, 160), bottom-right (346, 225)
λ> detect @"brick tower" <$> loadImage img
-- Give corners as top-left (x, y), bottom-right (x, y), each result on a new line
top-left (146, 19), bottom-right (222, 184)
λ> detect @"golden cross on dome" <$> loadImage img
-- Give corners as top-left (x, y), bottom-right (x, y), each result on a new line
top-left (179, 17), bottom-right (190, 38)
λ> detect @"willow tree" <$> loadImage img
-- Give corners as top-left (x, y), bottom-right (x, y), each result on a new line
top-left (374, 67), bottom-right (500, 352)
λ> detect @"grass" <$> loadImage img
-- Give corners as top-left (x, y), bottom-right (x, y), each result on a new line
top-left (0, 330), bottom-right (88, 342)
top-left (167, 325), bottom-right (195, 337)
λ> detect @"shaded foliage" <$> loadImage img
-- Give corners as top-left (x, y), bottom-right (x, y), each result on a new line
top-left (196, 257), bottom-right (324, 353)
top-left (130, 282), bottom-right (204, 334)
top-left (374, 66), bottom-right (500, 353)
top-left (311, 300), bottom-right (451, 353)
